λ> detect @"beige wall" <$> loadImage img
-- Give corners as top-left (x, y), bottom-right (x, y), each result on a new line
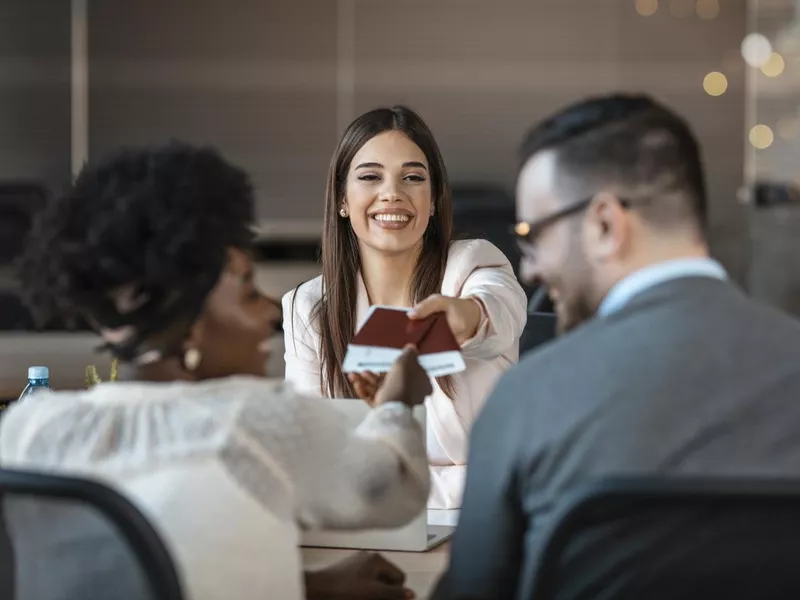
top-left (747, 0), bottom-right (799, 182)
top-left (87, 0), bottom-right (749, 279)
top-left (745, 0), bottom-right (800, 315)
top-left (0, 0), bottom-right (71, 191)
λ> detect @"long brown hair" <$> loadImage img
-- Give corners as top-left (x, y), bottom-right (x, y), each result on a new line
top-left (307, 105), bottom-right (454, 398)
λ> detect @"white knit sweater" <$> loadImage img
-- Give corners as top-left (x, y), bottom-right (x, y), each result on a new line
top-left (0, 376), bottom-right (430, 600)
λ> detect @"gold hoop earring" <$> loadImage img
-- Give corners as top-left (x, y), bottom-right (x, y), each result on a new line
top-left (184, 347), bottom-right (202, 372)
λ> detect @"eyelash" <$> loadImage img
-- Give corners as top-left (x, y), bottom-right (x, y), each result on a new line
top-left (358, 174), bottom-right (426, 183)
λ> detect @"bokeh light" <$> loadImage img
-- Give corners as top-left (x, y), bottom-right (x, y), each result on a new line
top-left (703, 71), bottom-right (728, 96)
top-left (749, 124), bottom-right (774, 149)
top-left (696, 0), bottom-right (720, 20)
top-left (741, 33), bottom-right (773, 67)
top-left (760, 52), bottom-right (785, 77)
top-left (635, 0), bottom-right (659, 17)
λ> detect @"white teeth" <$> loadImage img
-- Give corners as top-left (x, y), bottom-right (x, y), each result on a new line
top-left (373, 214), bottom-right (410, 222)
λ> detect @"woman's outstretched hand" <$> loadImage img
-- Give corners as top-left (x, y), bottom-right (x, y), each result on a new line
top-left (408, 294), bottom-right (483, 345)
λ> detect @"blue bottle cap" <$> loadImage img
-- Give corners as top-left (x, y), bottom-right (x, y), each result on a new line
top-left (28, 366), bottom-right (49, 380)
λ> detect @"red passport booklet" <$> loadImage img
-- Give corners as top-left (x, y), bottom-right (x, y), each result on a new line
top-left (342, 306), bottom-right (466, 376)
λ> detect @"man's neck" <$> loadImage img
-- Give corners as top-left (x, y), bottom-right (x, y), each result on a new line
top-left (624, 243), bottom-right (711, 276)
top-left (359, 244), bottom-right (420, 307)
top-left (595, 240), bottom-right (717, 315)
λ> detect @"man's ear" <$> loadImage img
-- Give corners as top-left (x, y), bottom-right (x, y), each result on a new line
top-left (584, 193), bottom-right (630, 262)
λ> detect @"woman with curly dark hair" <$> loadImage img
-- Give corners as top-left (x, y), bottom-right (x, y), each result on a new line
top-left (0, 142), bottom-right (431, 600)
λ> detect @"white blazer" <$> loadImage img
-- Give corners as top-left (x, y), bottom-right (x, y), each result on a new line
top-left (282, 239), bottom-right (528, 509)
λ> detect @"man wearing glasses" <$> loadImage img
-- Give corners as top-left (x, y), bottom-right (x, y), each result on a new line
top-left (434, 94), bottom-right (800, 600)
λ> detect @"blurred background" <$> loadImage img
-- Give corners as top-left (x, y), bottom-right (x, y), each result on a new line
top-left (0, 0), bottom-right (797, 397)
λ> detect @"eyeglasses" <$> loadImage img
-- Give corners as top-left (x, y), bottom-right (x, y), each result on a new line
top-left (512, 193), bottom-right (632, 258)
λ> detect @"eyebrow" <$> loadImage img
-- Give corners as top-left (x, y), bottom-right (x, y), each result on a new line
top-left (355, 161), bottom-right (428, 171)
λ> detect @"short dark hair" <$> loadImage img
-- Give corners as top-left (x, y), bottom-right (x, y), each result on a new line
top-left (18, 141), bottom-right (255, 360)
top-left (520, 93), bottom-right (708, 231)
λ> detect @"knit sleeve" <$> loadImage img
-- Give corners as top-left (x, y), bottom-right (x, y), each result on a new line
top-left (227, 385), bottom-right (430, 531)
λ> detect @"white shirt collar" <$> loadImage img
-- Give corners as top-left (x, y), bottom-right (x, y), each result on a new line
top-left (598, 257), bottom-right (728, 318)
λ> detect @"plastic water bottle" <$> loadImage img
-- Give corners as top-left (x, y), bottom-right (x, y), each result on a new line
top-left (18, 366), bottom-right (52, 402)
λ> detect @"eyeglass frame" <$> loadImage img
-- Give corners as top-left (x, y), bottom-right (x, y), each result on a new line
top-left (511, 193), bottom-right (633, 258)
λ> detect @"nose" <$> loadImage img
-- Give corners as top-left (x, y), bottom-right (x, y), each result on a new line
top-left (378, 178), bottom-right (404, 202)
top-left (519, 256), bottom-right (540, 286)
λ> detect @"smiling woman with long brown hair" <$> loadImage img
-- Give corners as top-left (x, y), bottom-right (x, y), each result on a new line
top-left (283, 106), bottom-right (528, 513)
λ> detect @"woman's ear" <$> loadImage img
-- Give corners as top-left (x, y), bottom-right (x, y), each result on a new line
top-left (182, 318), bottom-right (205, 373)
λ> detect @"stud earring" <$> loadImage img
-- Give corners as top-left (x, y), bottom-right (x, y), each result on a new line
top-left (184, 347), bottom-right (202, 371)
top-left (339, 207), bottom-right (348, 218)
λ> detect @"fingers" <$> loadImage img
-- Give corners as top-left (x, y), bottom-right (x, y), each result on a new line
top-left (346, 552), bottom-right (413, 599)
top-left (400, 344), bottom-right (419, 359)
top-left (408, 294), bottom-right (447, 319)
top-left (370, 554), bottom-right (406, 586)
top-left (362, 371), bottom-right (382, 387)
top-left (354, 581), bottom-right (414, 600)
top-left (348, 374), bottom-right (378, 402)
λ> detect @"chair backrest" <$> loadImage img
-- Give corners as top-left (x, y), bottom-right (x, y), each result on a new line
top-left (749, 203), bottom-right (800, 319)
top-left (0, 182), bottom-right (44, 332)
top-left (0, 181), bottom-right (92, 332)
top-left (528, 477), bottom-right (800, 600)
top-left (520, 286), bottom-right (556, 355)
top-left (0, 181), bottom-right (48, 266)
top-left (0, 468), bottom-right (184, 600)
top-left (451, 184), bottom-right (521, 277)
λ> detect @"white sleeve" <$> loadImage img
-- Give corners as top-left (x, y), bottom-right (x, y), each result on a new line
top-left (231, 389), bottom-right (430, 531)
top-left (458, 241), bottom-right (528, 360)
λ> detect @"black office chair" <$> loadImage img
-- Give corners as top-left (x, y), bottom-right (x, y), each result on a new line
top-left (451, 183), bottom-right (557, 352)
top-left (451, 184), bottom-right (521, 278)
top-left (0, 181), bottom-right (92, 331)
top-left (528, 477), bottom-right (800, 600)
top-left (520, 287), bottom-right (556, 355)
top-left (0, 468), bottom-right (184, 600)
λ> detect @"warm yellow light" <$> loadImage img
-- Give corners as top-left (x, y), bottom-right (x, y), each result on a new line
top-left (696, 0), bottom-right (720, 20)
top-left (749, 124), bottom-right (774, 149)
top-left (635, 0), bottom-right (659, 17)
top-left (703, 71), bottom-right (728, 96)
top-left (777, 116), bottom-right (800, 140)
top-left (670, 0), bottom-right (694, 18)
top-left (515, 222), bottom-right (531, 236)
top-left (760, 52), bottom-right (785, 77)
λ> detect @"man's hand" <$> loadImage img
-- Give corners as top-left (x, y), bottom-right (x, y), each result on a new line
top-left (369, 345), bottom-right (432, 408)
top-left (409, 295), bottom-right (483, 345)
top-left (304, 551), bottom-right (414, 600)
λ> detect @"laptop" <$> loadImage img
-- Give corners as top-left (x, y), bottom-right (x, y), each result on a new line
top-left (300, 398), bottom-right (455, 552)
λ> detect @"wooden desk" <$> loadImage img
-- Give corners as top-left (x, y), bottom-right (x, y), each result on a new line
top-left (302, 543), bottom-right (449, 599)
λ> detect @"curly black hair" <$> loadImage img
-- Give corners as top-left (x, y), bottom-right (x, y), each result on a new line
top-left (18, 141), bottom-right (255, 360)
